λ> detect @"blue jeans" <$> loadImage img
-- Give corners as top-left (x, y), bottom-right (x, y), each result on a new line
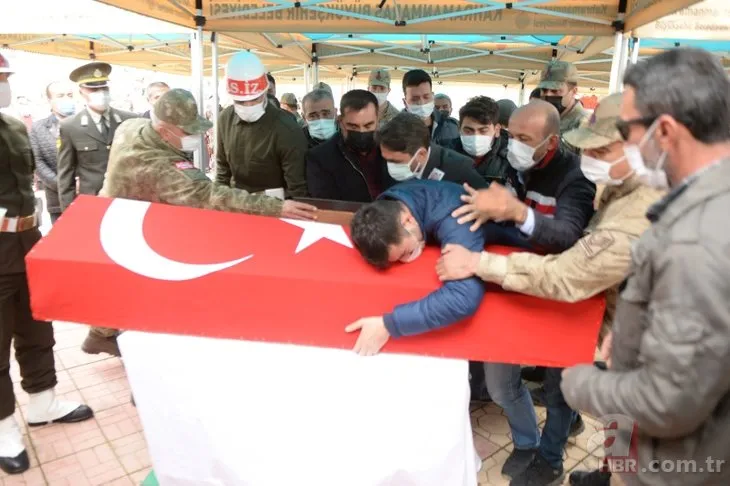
top-left (485, 364), bottom-right (573, 469)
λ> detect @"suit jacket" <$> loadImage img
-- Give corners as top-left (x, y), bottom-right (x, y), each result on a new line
top-left (29, 113), bottom-right (62, 212)
top-left (57, 107), bottom-right (137, 211)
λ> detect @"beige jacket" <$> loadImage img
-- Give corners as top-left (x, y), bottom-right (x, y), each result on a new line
top-left (477, 175), bottom-right (664, 340)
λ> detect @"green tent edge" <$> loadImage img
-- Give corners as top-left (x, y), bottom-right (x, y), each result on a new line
top-left (141, 470), bottom-right (158, 486)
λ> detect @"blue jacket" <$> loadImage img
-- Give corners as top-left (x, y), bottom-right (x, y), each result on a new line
top-left (379, 180), bottom-right (486, 338)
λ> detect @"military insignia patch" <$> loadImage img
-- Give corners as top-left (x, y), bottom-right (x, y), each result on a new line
top-left (93, 69), bottom-right (102, 78)
top-left (579, 231), bottom-right (615, 259)
top-left (174, 161), bottom-right (195, 170)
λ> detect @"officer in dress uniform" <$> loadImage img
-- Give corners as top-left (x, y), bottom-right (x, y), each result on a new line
top-left (56, 62), bottom-right (137, 357)
top-left (0, 53), bottom-right (94, 476)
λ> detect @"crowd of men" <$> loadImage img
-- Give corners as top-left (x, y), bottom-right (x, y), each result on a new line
top-left (1, 45), bottom-right (729, 486)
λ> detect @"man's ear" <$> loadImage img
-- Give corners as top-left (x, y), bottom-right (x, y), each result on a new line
top-left (548, 134), bottom-right (560, 151)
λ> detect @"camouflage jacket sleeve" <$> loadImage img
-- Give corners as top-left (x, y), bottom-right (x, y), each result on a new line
top-left (477, 228), bottom-right (635, 303)
top-left (153, 159), bottom-right (283, 216)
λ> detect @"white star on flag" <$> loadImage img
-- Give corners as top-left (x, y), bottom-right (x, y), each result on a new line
top-left (281, 219), bottom-right (354, 253)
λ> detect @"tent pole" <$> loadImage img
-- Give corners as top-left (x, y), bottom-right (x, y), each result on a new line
top-left (519, 80), bottom-right (526, 106)
top-left (608, 32), bottom-right (624, 94)
top-left (312, 43), bottom-right (319, 86)
top-left (211, 31), bottom-right (219, 171)
top-left (630, 37), bottom-right (641, 64)
top-left (304, 64), bottom-right (311, 93)
top-left (617, 35), bottom-right (631, 91)
top-left (191, 1), bottom-right (208, 171)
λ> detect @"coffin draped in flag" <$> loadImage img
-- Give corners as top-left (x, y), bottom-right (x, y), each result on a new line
top-left (26, 196), bottom-right (605, 367)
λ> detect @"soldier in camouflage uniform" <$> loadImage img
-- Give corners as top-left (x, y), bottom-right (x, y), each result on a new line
top-left (88, 89), bottom-right (317, 353)
top-left (538, 60), bottom-right (589, 153)
top-left (437, 93), bottom-right (664, 485)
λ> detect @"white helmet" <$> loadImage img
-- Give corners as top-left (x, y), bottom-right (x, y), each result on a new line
top-left (226, 51), bottom-right (269, 102)
top-left (0, 53), bottom-right (13, 74)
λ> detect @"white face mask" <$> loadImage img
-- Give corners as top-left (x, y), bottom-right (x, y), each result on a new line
top-left (308, 118), bottom-right (337, 140)
top-left (461, 134), bottom-right (493, 157)
top-left (580, 154), bottom-right (628, 186)
top-left (87, 90), bottom-right (111, 111)
top-left (507, 137), bottom-right (548, 172)
top-left (387, 148), bottom-right (429, 181)
top-left (234, 98), bottom-right (267, 123)
top-left (623, 121), bottom-right (669, 189)
top-left (180, 134), bottom-right (202, 152)
top-left (0, 81), bottom-right (10, 109)
top-left (407, 101), bottom-right (434, 119)
top-left (373, 92), bottom-right (389, 107)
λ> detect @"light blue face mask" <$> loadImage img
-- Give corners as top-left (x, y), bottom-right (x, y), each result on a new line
top-left (387, 148), bottom-right (428, 181)
top-left (308, 118), bottom-right (337, 140)
top-left (56, 98), bottom-right (76, 117)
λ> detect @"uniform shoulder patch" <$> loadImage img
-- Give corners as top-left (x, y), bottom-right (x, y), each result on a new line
top-left (174, 161), bottom-right (195, 170)
top-left (579, 231), bottom-right (616, 259)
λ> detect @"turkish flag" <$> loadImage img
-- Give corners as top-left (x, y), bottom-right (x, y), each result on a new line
top-left (26, 196), bottom-right (604, 367)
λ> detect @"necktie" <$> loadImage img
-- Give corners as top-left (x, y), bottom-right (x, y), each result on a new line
top-left (100, 116), bottom-right (109, 142)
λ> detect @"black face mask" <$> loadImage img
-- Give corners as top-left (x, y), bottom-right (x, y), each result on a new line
top-left (345, 130), bottom-right (375, 153)
top-left (543, 95), bottom-right (565, 114)
top-left (438, 109), bottom-right (450, 119)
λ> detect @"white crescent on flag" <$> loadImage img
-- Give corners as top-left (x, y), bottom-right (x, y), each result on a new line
top-left (100, 199), bottom-right (253, 281)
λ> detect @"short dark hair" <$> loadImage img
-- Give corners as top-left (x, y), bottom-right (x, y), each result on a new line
top-left (623, 47), bottom-right (730, 144)
top-left (529, 88), bottom-right (542, 100)
top-left (376, 112), bottom-right (429, 155)
top-left (266, 72), bottom-right (276, 85)
top-left (340, 89), bottom-right (378, 116)
top-left (459, 96), bottom-right (499, 126)
top-left (350, 200), bottom-right (407, 269)
top-left (402, 69), bottom-right (432, 94)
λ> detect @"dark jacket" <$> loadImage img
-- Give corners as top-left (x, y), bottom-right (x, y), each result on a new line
top-left (378, 180), bottom-right (486, 337)
top-left (303, 126), bottom-right (324, 150)
top-left (29, 114), bottom-right (62, 214)
top-left (429, 109), bottom-right (459, 147)
top-left (215, 103), bottom-right (308, 197)
top-left (57, 107), bottom-right (138, 210)
top-left (306, 132), bottom-right (395, 202)
top-left (0, 113), bottom-right (42, 274)
top-left (519, 147), bottom-right (596, 253)
top-left (418, 144), bottom-right (488, 189)
top-left (446, 130), bottom-right (515, 188)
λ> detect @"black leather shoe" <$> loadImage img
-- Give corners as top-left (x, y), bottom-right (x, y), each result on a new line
top-left (28, 404), bottom-right (94, 427)
top-left (569, 469), bottom-right (611, 486)
top-left (0, 450), bottom-right (29, 475)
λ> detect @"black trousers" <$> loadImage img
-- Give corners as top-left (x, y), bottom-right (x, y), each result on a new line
top-left (0, 273), bottom-right (57, 420)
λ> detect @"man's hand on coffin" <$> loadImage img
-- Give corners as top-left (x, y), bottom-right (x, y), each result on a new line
top-left (281, 200), bottom-right (319, 220)
top-left (345, 316), bottom-right (390, 356)
top-left (436, 244), bottom-right (480, 281)
top-left (452, 183), bottom-right (528, 232)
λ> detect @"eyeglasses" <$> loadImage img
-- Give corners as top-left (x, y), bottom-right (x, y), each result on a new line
top-left (615, 116), bottom-right (657, 141)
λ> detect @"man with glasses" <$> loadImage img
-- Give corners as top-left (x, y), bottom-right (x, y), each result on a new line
top-left (561, 47), bottom-right (730, 486)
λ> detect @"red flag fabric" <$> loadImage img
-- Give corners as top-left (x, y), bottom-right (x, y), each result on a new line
top-left (26, 196), bottom-right (605, 367)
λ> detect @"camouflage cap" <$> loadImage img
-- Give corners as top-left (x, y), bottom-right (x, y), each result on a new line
top-left (313, 81), bottom-right (332, 94)
top-left (538, 60), bottom-right (579, 90)
top-left (563, 93), bottom-right (623, 150)
top-left (368, 68), bottom-right (391, 88)
top-left (280, 93), bottom-right (298, 106)
top-left (154, 88), bottom-right (213, 135)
